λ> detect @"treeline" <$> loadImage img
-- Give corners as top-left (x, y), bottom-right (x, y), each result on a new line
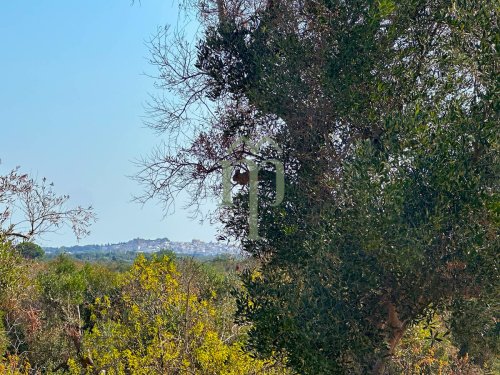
top-left (47, 250), bottom-right (236, 264)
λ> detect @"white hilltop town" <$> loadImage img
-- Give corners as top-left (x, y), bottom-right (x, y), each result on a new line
top-left (43, 238), bottom-right (240, 257)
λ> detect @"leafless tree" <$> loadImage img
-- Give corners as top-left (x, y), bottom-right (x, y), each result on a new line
top-left (134, 3), bottom-right (286, 221)
top-left (0, 167), bottom-right (96, 242)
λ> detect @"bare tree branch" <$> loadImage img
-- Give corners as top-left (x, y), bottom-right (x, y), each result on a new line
top-left (0, 167), bottom-right (96, 242)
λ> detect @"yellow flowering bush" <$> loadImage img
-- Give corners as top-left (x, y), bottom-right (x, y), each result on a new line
top-left (72, 255), bottom-right (291, 375)
top-left (389, 315), bottom-right (483, 374)
top-left (0, 355), bottom-right (32, 375)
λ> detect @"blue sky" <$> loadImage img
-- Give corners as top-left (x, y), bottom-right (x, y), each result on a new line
top-left (0, 1), bottom-right (217, 246)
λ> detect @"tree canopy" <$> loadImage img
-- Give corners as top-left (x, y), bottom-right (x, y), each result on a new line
top-left (136, 0), bottom-right (499, 373)
top-left (15, 243), bottom-right (44, 259)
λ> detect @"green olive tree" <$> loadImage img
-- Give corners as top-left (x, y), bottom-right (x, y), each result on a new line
top-left (137, 1), bottom-right (499, 373)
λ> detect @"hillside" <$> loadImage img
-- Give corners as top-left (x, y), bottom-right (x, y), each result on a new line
top-left (43, 237), bottom-right (239, 257)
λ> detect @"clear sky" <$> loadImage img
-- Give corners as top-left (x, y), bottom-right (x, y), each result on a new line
top-left (0, 1), bottom-right (217, 246)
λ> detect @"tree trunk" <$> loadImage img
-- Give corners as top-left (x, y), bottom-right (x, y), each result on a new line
top-left (372, 300), bottom-right (407, 374)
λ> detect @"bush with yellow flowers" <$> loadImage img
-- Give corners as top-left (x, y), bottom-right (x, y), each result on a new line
top-left (70, 255), bottom-right (292, 375)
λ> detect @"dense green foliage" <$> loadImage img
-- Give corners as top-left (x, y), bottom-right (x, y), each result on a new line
top-left (137, 0), bottom-right (499, 373)
top-left (15, 243), bottom-right (44, 259)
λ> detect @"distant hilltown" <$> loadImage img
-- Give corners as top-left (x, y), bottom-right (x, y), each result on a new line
top-left (43, 238), bottom-right (240, 257)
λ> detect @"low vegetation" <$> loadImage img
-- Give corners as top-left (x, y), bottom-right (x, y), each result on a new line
top-left (0, 239), bottom-right (293, 374)
top-left (1, 239), bottom-right (497, 374)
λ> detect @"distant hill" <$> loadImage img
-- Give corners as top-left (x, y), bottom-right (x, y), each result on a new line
top-left (43, 237), bottom-right (239, 257)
